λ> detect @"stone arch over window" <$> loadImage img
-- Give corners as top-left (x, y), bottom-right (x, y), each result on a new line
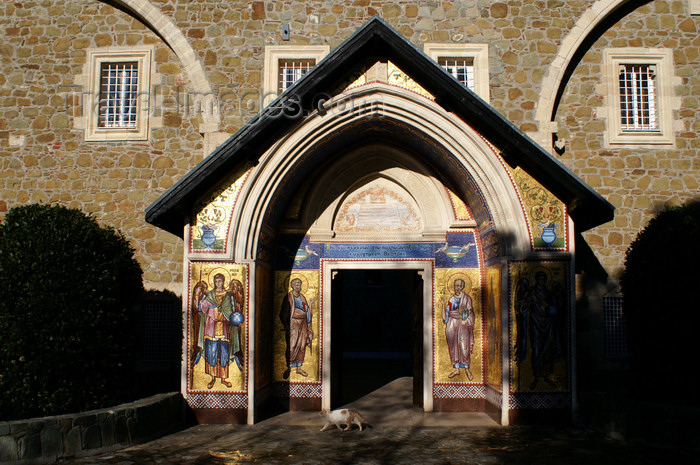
top-left (534, 0), bottom-right (637, 149)
top-left (107, 0), bottom-right (220, 135)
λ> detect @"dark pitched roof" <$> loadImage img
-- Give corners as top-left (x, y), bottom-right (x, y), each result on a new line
top-left (145, 17), bottom-right (614, 236)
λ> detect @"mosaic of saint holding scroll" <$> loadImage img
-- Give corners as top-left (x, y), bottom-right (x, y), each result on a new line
top-left (279, 277), bottom-right (316, 378)
top-left (194, 273), bottom-right (245, 389)
top-left (440, 278), bottom-right (475, 380)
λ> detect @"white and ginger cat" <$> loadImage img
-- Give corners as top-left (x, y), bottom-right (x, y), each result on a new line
top-left (319, 408), bottom-right (369, 431)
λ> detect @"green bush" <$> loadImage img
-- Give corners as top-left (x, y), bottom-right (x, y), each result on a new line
top-left (621, 202), bottom-right (700, 404)
top-left (0, 204), bottom-right (144, 420)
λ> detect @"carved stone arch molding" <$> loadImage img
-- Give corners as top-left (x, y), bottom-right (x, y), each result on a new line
top-left (304, 145), bottom-right (456, 242)
top-left (106, 0), bottom-right (221, 134)
top-left (229, 83), bottom-right (531, 262)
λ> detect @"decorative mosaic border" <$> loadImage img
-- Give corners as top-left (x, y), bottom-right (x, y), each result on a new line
top-left (509, 392), bottom-right (571, 409)
top-left (445, 186), bottom-right (474, 221)
top-left (272, 382), bottom-right (322, 398)
top-left (189, 168), bottom-right (252, 255)
top-left (479, 224), bottom-right (500, 264)
top-left (185, 262), bottom-right (250, 393)
top-left (186, 393), bottom-right (248, 409)
top-left (433, 384), bottom-right (486, 399)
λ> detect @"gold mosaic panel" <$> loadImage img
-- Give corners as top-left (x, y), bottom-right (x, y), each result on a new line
top-left (434, 268), bottom-right (482, 383)
top-left (510, 262), bottom-right (569, 391)
top-left (484, 266), bottom-right (502, 388)
top-left (191, 166), bottom-right (251, 251)
top-left (447, 188), bottom-right (473, 221)
top-left (513, 168), bottom-right (566, 250)
top-left (188, 263), bottom-right (247, 392)
top-left (273, 270), bottom-right (321, 383)
top-left (387, 62), bottom-right (434, 99)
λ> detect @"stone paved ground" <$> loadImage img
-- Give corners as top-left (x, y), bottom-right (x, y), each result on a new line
top-left (58, 424), bottom-right (696, 465)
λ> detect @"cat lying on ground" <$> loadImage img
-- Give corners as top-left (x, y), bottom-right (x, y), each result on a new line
top-left (319, 408), bottom-right (370, 431)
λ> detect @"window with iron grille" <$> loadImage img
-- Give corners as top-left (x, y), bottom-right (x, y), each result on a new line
top-left (263, 46), bottom-right (329, 107)
top-left (423, 44), bottom-right (489, 101)
top-left (140, 296), bottom-right (181, 363)
top-left (98, 61), bottom-right (139, 129)
top-left (602, 48), bottom-right (675, 147)
top-left (79, 47), bottom-right (154, 141)
top-left (618, 64), bottom-right (657, 132)
top-left (603, 296), bottom-right (629, 358)
top-left (278, 58), bottom-right (315, 93)
top-left (439, 57), bottom-right (475, 91)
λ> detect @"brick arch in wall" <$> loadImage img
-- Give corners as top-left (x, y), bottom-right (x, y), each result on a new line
top-left (534, 0), bottom-right (638, 148)
top-left (107, 0), bottom-right (221, 133)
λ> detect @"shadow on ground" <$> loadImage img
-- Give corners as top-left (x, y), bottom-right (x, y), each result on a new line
top-left (65, 424), bottom-right (696, 465)
top-left (62, 378), bottom-right (697, 465)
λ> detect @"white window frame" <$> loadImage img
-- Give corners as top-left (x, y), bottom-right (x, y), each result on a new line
top-left (262, 45), bottom-right (330, 107)
top-left (423, 43), bottom-right (490, 102)
top-left (77, 47), bottom-right (154, 141)
top-left (602, 48), bottom-right (676, 148)
top-left (691, 0), bottom-right (700, 15)
top-left (278, 58), bottom-right (316, 94)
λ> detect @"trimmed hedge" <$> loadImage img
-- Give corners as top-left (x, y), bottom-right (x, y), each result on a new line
top-left (0, 204), bottom-right (144, 420)
top-left (621, 202), bottom-right (700, 405)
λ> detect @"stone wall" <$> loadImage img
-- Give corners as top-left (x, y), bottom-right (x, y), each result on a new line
top-left (0, 0), bottom-right (200, 293)
top-left (0, 1), bottom-right (699, 384)
top-left (2, 1), bottom-right (698, 292)
top-left (557, 1), bottom-right (700, 278)
top-left (0, 392), bottom-right (185, 463)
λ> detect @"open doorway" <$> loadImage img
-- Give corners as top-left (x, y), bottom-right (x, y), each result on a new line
top-left (330, 269), bottom-right (423, 408)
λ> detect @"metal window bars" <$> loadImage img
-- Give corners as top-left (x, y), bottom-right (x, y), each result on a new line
top-left (618, 64), bottom-right (658, 131)
top-left (98, 61), bottom-right (139, 129)
top-left (438, 57), bottom-right (475, 90)
top-left (603, 296), bottom-right (629, 358)
top-left (278, 59), bottom-right (315, 94)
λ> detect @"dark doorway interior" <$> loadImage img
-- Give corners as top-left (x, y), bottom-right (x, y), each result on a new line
top-left (331, 269), bottom-right (423, 408)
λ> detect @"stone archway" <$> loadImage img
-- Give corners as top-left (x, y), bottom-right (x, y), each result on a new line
top-left (229, 83), bottom-right (531, 263)
top-left (294, 143), bottom-right (463, 413)
top-left (240, 84), bottom-right (534, 421)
